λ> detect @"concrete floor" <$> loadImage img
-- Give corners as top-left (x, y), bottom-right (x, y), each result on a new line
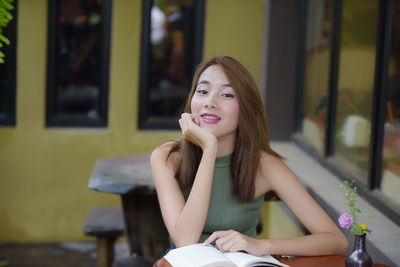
top-left (0, 242), bottom-right (130, 267)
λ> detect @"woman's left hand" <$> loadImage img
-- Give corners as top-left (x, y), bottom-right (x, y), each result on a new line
top-left (202, 230), bottom-right (266, 256)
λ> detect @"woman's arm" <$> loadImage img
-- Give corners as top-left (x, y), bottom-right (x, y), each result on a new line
top-left (151, 113), bottom-right (217, 247)
top-left (256, 154), bottom-right (348, 256)
top-left (203, 152), bottom-right (348, 256)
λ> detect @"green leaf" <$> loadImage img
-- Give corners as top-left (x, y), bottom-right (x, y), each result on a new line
top-left (3, 2), bottom-right (13, 10)
top-left (0, 0), bottom-right (14, 10)
top-left (350, 225), bottom-right (362, 235)
top-left (0, 33), bottom-right (10, 45)
top-left (5, 12), bottom-right (12, 20)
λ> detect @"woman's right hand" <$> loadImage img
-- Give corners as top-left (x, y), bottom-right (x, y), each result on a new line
top-left (179, 113), bottom-right (217, 151)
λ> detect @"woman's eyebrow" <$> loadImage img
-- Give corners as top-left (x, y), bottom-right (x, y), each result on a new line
top-left (197, 80), bottom-right (210, 86)
top-left (197, 80), bottom-right (232, 88)
top-left (222, 84), bottom-right (232, 88)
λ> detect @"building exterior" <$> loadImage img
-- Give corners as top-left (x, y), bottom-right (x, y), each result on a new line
top-left (0, 0), bottom-right (398, 265)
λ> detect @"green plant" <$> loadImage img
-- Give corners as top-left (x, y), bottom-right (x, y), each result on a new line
top-left (0, 0), bottom-right (14, 63)
top-left (338, 180), bottom-right (372, 235)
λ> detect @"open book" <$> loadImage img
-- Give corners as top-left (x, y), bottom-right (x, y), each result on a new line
top-left (164, 244), bottom-right (290, 267)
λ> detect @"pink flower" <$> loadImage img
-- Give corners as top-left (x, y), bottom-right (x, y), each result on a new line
top-left (338, 212), bottom-right (354, 229)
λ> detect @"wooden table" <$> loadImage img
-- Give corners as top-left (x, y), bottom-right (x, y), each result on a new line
top-left (88, 154), bottom-right (170, 261)
top-left (153, 255), bottom-right (392, 267)
top-left (279, 256), bottom-right (391, 267)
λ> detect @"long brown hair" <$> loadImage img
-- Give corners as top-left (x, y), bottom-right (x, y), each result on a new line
top-left (169, 56), bottom-right (282, 202)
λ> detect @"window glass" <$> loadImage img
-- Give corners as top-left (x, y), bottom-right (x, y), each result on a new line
top-left (334, 0), bottom-right (379, 183)
top-left (381, 0), bottom-right (400, 206)
top-left (301, 0), bottom-right (335, 153)
top-left (47, 0), bottom-right (110, 126)
top-left (140, 0), bottom-right (202, 128)
top-left (58, 0), bottom-right (101, 116)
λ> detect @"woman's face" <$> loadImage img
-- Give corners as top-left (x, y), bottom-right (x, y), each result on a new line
top-left (190, 65), bottom-right (240, 142)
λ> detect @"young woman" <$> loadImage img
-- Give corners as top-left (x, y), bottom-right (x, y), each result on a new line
top-left (151, 56), bottom-right (348, 257)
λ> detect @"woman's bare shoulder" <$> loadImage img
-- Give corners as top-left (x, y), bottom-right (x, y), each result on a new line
top-left (255, 150), bottom-right (285, 194)
top-left (151, 141), bottom-right (181, 167)
top-left (259, 149), bottom-right (301, 191)
top-left (151, 141), bottom-right (174, 157)
top-left (258, 150), bottom-right (291, 183)
top-left (259, 150), bottom-right (285, 169)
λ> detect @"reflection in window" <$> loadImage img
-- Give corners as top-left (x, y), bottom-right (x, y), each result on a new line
top-left (334, 0), bottom-right (379, 182)
top-left (0, 1), bottom-right (17, 126)
top-left (139, 0), bottom-right (204, 128)
top-left (301, 0), bottom-right (335, 153)
top-left (381, 0), bottom-right (400, 206)
top-left (47, 0), bottom-right (110, 126)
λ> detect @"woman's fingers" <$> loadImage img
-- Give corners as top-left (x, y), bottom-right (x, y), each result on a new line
top-left (203, 230), bottom-right (257, 254)
top-left (203, 230), bottom-right (238, 250)
top-left (193, 115), bottom-right (200, 125)
top-left (180, 113), bottom-right (196, 132)
top-left (215, 231), bottom-right (241, 252)
top-left (179, 113), bottom-right (217, 150)
top-left (218, 234), bottom-right (243, 252)
top-left (179, 113), bottom-right (191, 136)
top-left (202, 230), bottom-right (230, 246)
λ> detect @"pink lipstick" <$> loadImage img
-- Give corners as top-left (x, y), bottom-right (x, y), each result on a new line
top-left (201, 113), bottom-right (221, 124)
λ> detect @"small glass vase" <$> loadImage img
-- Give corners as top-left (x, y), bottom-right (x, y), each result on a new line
top-left (346, 233), bottom-right (372, 267)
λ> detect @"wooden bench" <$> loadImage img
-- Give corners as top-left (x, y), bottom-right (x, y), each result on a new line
top-left (83, 207), bottom-right (125, 267)
top-left (88, 154), bottom-right (170, 262)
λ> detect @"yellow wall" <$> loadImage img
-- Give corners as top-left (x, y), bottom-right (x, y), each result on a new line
top-left (0, 0), bottom-right (179, 242)
top-left (204, 0), bottom-right (264, 85)
top-left (0, 0), bottom-right (298, 242)
top-left (257, 202), bottom-right (304, 240)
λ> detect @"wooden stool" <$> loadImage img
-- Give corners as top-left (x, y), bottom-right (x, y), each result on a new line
top-left (83, 207), bottom-right (125, 267)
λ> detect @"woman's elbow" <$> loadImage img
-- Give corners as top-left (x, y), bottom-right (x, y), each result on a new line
top-left (336, 233), bottom-right (349, 255)
top-left (173, 237), bottom-right (200, 248)
top-left (170, 230), bottom-right (201, 247)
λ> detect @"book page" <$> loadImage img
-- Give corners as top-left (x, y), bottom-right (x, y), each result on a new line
top-left (224, 252), bottom-right (290, 267)
top-left (164, 244), bottom-right (236, 267)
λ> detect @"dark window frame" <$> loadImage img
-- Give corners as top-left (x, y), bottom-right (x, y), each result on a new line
top-left (294, 0), bottom-right (400, 225)
top-left (46, 0), bottom-right (112, 128)
top-left (325, 0), bottom-right (343, 157)
top-left (293, 0), bottom-right (307, 133)
top-left (295, 0), bottom-right (341, 154)
top-left (0, 0), bottom-right (18, 126)
top-left (138, 0), bottom-right (205, 130)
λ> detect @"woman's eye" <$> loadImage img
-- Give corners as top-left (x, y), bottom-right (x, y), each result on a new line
top-left (222, 93), bottom-right (235, 98)
top-left (196, 89), bottom-right (208, 95)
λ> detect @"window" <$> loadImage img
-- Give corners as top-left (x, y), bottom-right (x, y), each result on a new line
top-left (0, 1), bottom-right (17, 126)
top-left (297, 0), bottom-right (400, 223)
top-left (300, 0), bottom-right (335, 153)
top-left (334, 0), bottom-right (379, 183)
top-left (139, 0), bottom-right (205, 129)
top-left (46, 0), bottom-right (111, 127)
top-left (380, 0), bottom-right (400, 207)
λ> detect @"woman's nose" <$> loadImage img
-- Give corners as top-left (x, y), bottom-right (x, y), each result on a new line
top-left (204, 95), bottom-right (217, 108)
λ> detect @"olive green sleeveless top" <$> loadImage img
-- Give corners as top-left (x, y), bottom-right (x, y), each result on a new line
top-left (184, 154), bottom-right (264, 242)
